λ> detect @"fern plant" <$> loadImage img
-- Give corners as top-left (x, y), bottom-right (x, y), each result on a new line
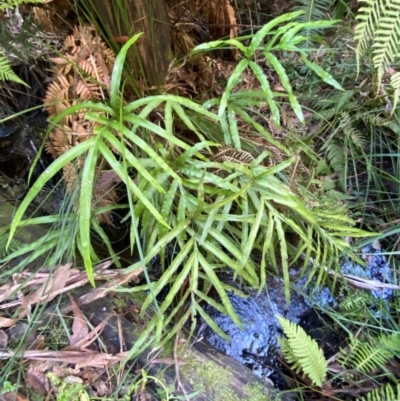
top-left (6, 16), bottom-right (374, 360)
top-left (355, 0), bottom-right (400, 108)
top-left (0, 0), bottom-right (45, 86)
top-left (0, 53), bottom-right (27, 86)
top-left (338, 332), bottom-right (400, 374)
top-left (277, 316), bottom-right (328, 387)
top-left (291, 0), bottom-right (335, 45)
top-left (361, 383), bottom-right (400, 401)
top-left (192, 10), bottom-right (343, 142)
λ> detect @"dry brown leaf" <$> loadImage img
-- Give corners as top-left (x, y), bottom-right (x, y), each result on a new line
top-left (69, 295), bottom-right (89, 347)
top-left (26, 362), bottom-right (53, 395)
top-left (0, 349), bottom-right (128, 368)
top-left (65, 317), bottom-right (111, 350)
top-left (20, 263), bottom-right (72, 318)
top-left (0, 317), bottom-right (18, 328)
top-left (0, 283), bottom-right (17, 303)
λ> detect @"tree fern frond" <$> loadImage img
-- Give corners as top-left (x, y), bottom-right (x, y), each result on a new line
top-left (355, 0), bottom-right (400, 85)
top-left (361, 383), bottom-right (400, 401)
top-left (355, 0), bottom-right (384, 58)
top-left (277, 316), bottom-right (328, 387)
top-left (0, 53), bottom-right (27, 85)
top-left (312, 90), bottom-right (356, 116)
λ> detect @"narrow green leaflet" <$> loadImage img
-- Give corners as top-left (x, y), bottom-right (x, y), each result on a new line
top-left (248, 61), bottom-right (280, 126)
top-left (198, 253), bottom-right (243, 328)
top-left (195, 303), bottom-right (231, 342)
top-left (171, 102), bottom-right (209, 145)
top-left (299, 51), bottom-right (344, 90)
top-left (101, 128), bottom-right (167, 192)
top-left (7, 138), bottom-right (96, 247)
top-left (159, 179), bottom-right (179, 239)
top-left (241, 199), bottom-right (264, 269)
top-left (97, 140), bottom-right (169, 228)
top-left (79, 140), bottom-right (100, 285)
top-left (110, 33), bottom-right (143, 111)
top-left (227, 105), bottom-right (241, 150)
top-left (219, 59), bottom-right (249, 118)
top-left (159, 250), bottom-right (196, 314)
top-left (274, 211), bottom-right (291, 304)
top-left (247, 11), bottom-right (304, 57)
top-left (264, 53), bottom-right (304, 123)
top-left (192, 39), bottom-right (247, 54)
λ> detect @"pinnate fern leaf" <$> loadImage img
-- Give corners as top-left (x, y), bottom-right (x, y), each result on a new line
top-left (339, 336), bottom-right (394, 374)
top-left (0, 53), bottom-right (27, 86)
top-left (292, 0), bottom-right (335, 45)
top-left (355, 0), bottom-right (400, 85)
top-left (277, 316), bottom-right (328, 387)
top-left (361, 383), bottom-right (400, 401)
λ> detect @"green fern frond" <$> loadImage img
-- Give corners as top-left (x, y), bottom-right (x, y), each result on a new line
top-left (292, 0), bottom-right (335, 45)
top-left (361, 113), bottom-right (400, 135)
top-left (339, 336), bottom-right (394, 374)
top-left (315, 107), bottom-right (337, 121)
top-left (0, 0), bottom-right (43, 10)
top-left (378, 332), bottom-right (400, 354)
top-left (324, 142), bottom-right (346, 173)
top-left (339, 292), bottom-right (371, 316)
top-left (361, 383), bottom-right (400, 401)
top-left (0, 53), bottom-right (27, 86)
top-left (355, 0), bottom-right (400, 85)
top-left (313, 91), bottom-right (357, 115)
top-left (343, 125), bottom-right (367, 150)
top-left (277, 316), bottom-right (328, 387)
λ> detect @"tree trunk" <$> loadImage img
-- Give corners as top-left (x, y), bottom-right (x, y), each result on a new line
top-left (88, 0), bottom-right (171, 89)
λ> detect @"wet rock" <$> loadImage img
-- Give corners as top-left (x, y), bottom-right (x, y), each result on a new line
top-left (199, 247), bottom-right (394, 387)
top-left (198, 273), bottom-right (311, 382)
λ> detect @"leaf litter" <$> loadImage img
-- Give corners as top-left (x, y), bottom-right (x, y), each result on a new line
top-left (0, 259), bottom-right (144, 399)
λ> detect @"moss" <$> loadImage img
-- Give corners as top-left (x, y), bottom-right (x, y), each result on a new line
top-left (244, 382), bottom-right (280, 401)
top-left (179, 349), bottom-right (277, 401)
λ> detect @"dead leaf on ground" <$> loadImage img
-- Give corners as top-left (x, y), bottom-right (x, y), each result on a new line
top-left (68, 295), bottom-right (89, 347)
top-left (19, 263), bottom-right (72, 318)
top-left (0, 317), bottom-right (18, 328)
top-left (26, 362), bottom-right (54, 395)
top-left (0, 349), bottom-right (129, 369)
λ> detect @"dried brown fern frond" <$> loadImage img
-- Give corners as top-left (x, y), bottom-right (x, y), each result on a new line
top-left (44, 80), bottom-right (70, 116)
top-left (212, 146), bottom-right (255, 165)
top-left (44, 24), bottom-right (118, 223)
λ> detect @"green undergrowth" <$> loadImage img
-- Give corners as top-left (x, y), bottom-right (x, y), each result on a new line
top-left (3, 13), bottom-right (377, 359)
